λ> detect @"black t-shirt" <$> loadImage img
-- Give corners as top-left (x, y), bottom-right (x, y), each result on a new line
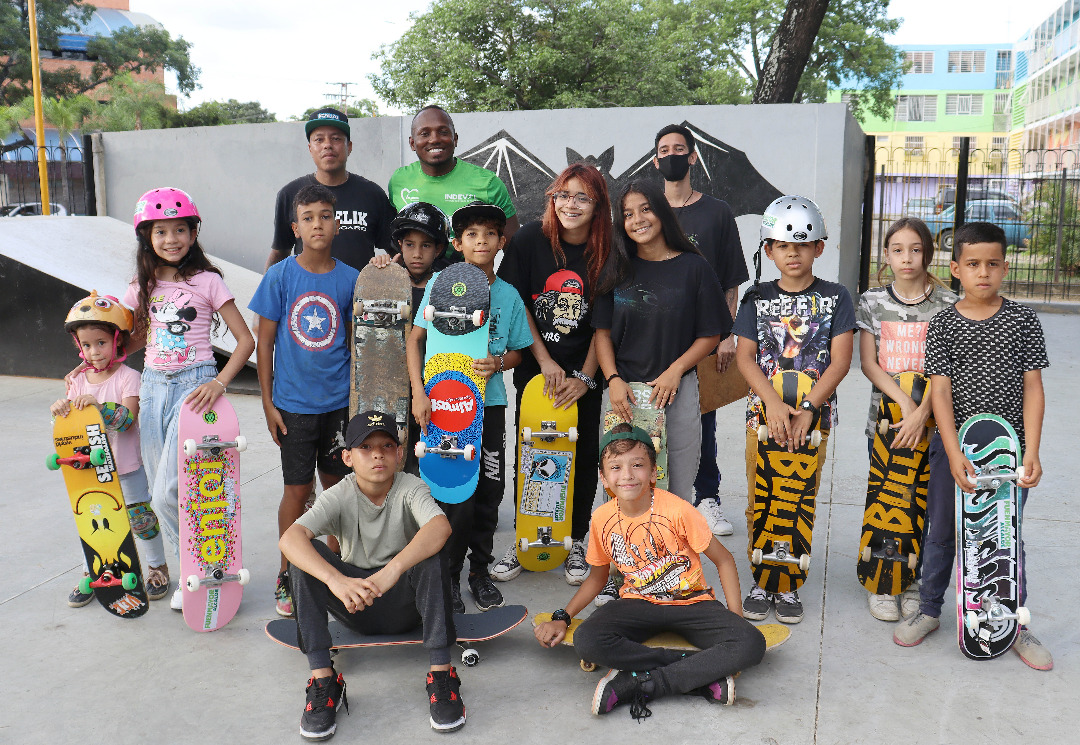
top-left (410, 284), bottom-right (425, 324)
top-left (272, 173), bottom-right (396, 270)
top-left (591, 252), bottom-right (730, 382)
top-left (498, 221), bottom-right (594, 387)
top-left (673, 194), bottom-right (749, 292)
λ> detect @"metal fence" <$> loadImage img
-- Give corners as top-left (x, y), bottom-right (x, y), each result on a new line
top-left (865, 139), bottom-right (1080, 301)
top-left (0, 139), bottom-right (91, 217)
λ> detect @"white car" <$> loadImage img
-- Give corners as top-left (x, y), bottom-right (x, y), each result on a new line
top-left (0, 202), bottom-right (69, 217)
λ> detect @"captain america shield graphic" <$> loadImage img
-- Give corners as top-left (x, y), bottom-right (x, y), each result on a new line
top-left (289, 292), bottom-right (340, 350)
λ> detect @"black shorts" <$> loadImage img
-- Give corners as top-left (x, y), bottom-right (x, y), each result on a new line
top-left (278, 407), bottom-right (351, 485)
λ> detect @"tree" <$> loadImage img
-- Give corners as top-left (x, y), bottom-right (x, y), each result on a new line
top-left (296, 100), bottom-right (379, 120)
top-left (88, 73), bottom-right (168, 131)
top-left (0, 0), bottom-right (199, 106)
top-left (36, 94), bottom-right (94, 210)
top-left (753, 0), bottom-right (830, 104)
top-left (168, 99), bottom-right (277, 128)
top-left (0, 100), bottom-right (30, 153)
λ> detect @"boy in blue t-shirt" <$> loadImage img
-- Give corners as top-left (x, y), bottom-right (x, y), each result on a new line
top-left (249, 183), bottom-right (361, 617)
top-left (407, 201), bottom-right (533, 613)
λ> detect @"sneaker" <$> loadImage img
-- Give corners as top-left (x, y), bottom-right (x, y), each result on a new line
top-left (1013, 629), bottom-right (1054, 670)
top-left (468, 573), bottom-right (504, 612)
top-left (893, 612), bottom-right (940, 647)
top-left (276, 570), bottom-right (295, 618)
top-left (450, 581), bottom-right (466, 615)
top-left (564, 540), bottom-right (590, 585)
top-left (490, 544), bottom-right (522, 582)
top-left (594, 576), bottom-right (620, 607)
top-left (426, 667), bottom-right (466, 732)
top-left (696, 497), bottom-right (734, 536)
top-left (742, 585), bottom-right (772, 621)
top-left (170, 584), bottom-right (183, 611)
top-left (690, 675), bottom-right (736, 705)
top-left (146, 564), bottom-right (170, 601)
top-left (68, 578), bottom-right (93, 608)
top-left (301, 670), bottom-right (348, 740)
top-left (868, 592), bottom-right (899, 622)
top-left (900, 582), bottom-right (921, 619)
top-left (592, 669), bottom-right (653, 721)
top-left (774, 591), bottom-right (803, 624)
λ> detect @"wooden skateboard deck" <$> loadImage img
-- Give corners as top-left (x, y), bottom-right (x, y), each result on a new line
top-left (857, 372), bottom-right (933, 595)
top-left (751, 370), bottom-right (823, 594)
top-left (266, 605), bottom-right (528, 667)
top-left (955, 413), bottom-right (1027, 660)
top-left (515, 375), bottom-right (578, 571)
top-left (49, 406), bottom-right (148, 618)
top-left (534, 613), bottom-right (790, 672)
top-left (351, 262), bottom-right (412, 465)
top-left (416, 264), bottom-right (490, 503)
top-left (178, 396), bottom-right (248, 632)
top-left (603, 381), bottom-right (668, 491)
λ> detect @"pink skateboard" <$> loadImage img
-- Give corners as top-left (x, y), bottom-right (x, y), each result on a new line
top-left (178, 396), bottom-right (249, 632)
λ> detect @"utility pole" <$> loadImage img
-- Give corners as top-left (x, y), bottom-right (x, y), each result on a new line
top-left (324, 82), bottom-right (358, 113)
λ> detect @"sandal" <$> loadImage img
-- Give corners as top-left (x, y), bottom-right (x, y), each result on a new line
top-left (146, 564), bottom-right (170, 601)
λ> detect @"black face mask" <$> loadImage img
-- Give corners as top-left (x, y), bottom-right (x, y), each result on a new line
top-left (656, 153), bottom-right (691, 181)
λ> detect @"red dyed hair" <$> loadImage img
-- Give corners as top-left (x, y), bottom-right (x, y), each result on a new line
top-left (540, 163), bottom-right (612, 300)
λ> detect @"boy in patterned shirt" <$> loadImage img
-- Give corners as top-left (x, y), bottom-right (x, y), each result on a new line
top-left (893, 222), bottom-right (1052, 671)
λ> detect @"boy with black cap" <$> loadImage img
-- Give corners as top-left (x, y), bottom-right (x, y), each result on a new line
top-left (279, 410), bottom-right (463, 739)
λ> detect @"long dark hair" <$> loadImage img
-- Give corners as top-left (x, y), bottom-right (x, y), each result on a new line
top-left (133, 217), bottom-right (223, 338)
top-left (598, 179), bottom-right (700, 293)
top-left (540, 163), bottom-right (613, 300)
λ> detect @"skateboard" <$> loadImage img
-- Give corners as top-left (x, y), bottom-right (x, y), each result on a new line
top-left (955, 413), bottom-right (1028, 661)
top-left (533, 613), bottom-right (791, 672)
top-left (603, 381), bottom-right (668, 491)
top-left (49, 405), bottom-right (148, 618)
top-left (515, 375), bottom-right (578, 571)
top-left (266, 604), bottom-right (528, 667)
top-left (178, 396), bottom-right (249, 632)
top-left (750, 370), bottom-right (824, 594)
top-left (351, 262), bottom-right (412, 463)
top-left (857, 372), bottom-right (933, 595)
top-left (415, 263), bottom-right (490, 503)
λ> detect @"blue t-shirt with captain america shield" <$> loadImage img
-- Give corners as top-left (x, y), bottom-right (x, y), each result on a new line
top-left (249, 256), bottom-right (359, 414)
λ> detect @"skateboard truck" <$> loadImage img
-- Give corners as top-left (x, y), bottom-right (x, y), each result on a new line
top-left (967, 465), bottom-right (1025, 490)
top-left (519, 527), bottom-right (573, 554)
top-left (522, 421), bottom-right (578, 443)
top-left (46, 445), bottom-right (107, 471)
top-left (860, 538), bottom-right (917, 570)
top-left (423, 304), bottom-right (485, 329)
top-left (752, 541), bottom-right (811, 571)
top-left (415, 436), bottom-right (477, 461)
top-left (355, 298), bottom-right (410, 325)
top-left (185, 563), bottom-right (251, 592)
top-left (80, 566), bottom-right (138, 595)
top-left (183, 435), bottom-right (248, 457)
top-left (964, 596), bottom-right (1031, 637)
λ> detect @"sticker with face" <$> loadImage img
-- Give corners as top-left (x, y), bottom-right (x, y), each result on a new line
top-left (532, 269), bottom-right (587, 339)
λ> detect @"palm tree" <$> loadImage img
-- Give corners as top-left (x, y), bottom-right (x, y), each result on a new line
top-left (39, 95), bottom-right (95, 212)
top-left (90, 73), bottom-right (168, 132)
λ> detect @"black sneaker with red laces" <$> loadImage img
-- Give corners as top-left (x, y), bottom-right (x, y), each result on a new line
top-left (301, 669), bottom-right (348, 741)
top-left (426, 667), bottom-right (466, 732)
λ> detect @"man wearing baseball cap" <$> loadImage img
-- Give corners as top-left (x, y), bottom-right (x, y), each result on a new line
top-left (279, 410), bottom-right (466, 738)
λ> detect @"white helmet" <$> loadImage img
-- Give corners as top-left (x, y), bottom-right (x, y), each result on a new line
top-left (760, 195), bottom-right (827, 243)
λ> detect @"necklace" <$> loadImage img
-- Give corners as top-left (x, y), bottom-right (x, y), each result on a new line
top-left (614, 487), bottom-right (655, 538)
top-left (891, 281), bottom-right (929, 304)
top-left (682, 189), bottom-right (695, 207)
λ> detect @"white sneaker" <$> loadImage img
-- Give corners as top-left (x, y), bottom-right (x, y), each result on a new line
top-left (564, 540), bottom-right (590, 585)
top-left (868, 592), bottom-right (900, 622)
top-left (490, 544), bottom-right (522, 582)
top-left (900, 582), bottom-right (921, 619)
top-left (170, 585), bottom-right (183, 611)
top-left (594, 576), bottom-right (620, 607)
top-left (696, 497), bottom-right (734, 536)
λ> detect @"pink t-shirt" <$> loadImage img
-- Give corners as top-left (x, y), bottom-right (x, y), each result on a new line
top-left (67, 364), bottom-right (141, 475)
top-left (123, 272), bottom-right (234, 371)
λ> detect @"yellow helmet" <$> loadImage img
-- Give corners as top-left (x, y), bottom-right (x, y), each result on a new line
top-left (64, 291), bottom-right (134, 334)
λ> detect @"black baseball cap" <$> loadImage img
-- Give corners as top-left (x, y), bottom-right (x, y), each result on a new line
top-left (305, 107), bottom-right (350, 140)
top-left (345, 410), bottom-right (401, 449)
top-left (451, 200), bottom-right (506, 235)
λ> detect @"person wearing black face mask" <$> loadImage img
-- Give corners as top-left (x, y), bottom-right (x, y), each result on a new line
top-left (653, 124), bottom-right (749, 539)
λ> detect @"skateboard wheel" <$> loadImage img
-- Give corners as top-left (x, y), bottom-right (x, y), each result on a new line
top-left (186, 575), bottom-right (201, 592)
top-left (414, 441), bottom-right (427, 459)
top-left (751, 548), bottom-right (763, 565)
top-left (121, 572), bottom-right (138, 590)
top-left (237, 568), bottom-right (251, 586)
top-left (46, 453), bottom-right (60, 470)
top-left (757, 425), bottom-right (769, 443)
top-left (907, 553), bottom-right (917, 571)
top-left (234, 435), bottom-right (248, 453)
top-left (461, 648), bottom-right (480, 667)
top-left (965, 610), bottom-right (981, 634)
top-left (355, 300), bottom-right (365, 315)
top-left (470, 309), bottom-right (484, 327)
top-left (519, 537), bottom-right (530, 553)
top-left (183, 439), bottom-right (198, 457)
top-left (798, 555), bottom-right (811, 571)
top-left (423, 304), bottom-right (435, 322)
top-left (89, 448), bottom-right (107, 466)
top-left (1016, 606), bottom-right (1031, 626)
top-left (878, 419), bottom-right (890, 435)
top-left (562, 537), bottom-right (573, 551)
top-left (580, 660), bottom-right (597, 672)
top-left (397, 301), bottom-right (409, 318)
top-left (522, 427), bottom-right (533, 443)
top-left (568, 426), bottom-right (578, 443)
top-left (860, 547), bottom-right (872, 563)
top-left (809, 430), bottom-right (822, 448)
top-left (463, 444), bottom-right (477, 461)
top-left (79, 575), bottom-right (92, 596)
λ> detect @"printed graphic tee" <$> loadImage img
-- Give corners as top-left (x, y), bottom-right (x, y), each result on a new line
top-left (66, 365), bottom-right (142, 475)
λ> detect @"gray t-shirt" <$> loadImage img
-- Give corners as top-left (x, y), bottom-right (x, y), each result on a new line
top-left (296, 472), bottom-right (445, 569)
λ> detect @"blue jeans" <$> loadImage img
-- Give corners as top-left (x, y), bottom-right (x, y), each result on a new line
top-left (140, 362), bottom-right (217, 561)
top-left (693, 410), bottom-right (720, 505)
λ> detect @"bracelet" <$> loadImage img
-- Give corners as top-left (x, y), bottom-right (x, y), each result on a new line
top-left (572, 370), bottom-right (597, 390)
top-left (605, 372), bottom-right (622, 384)
top-left (212, 378), bottom-right (227, 392)
top-left (497, 355), bottom-right (505, 373)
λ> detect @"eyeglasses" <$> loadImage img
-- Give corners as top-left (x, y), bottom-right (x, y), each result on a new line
top-left (552, 192), bottom-right (594, 206)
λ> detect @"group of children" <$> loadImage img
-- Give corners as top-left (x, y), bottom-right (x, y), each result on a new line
top-left (51, 173), bottom-right (1052, 740)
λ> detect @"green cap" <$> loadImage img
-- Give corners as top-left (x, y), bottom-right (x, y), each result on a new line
top-left (599, 426), bottom-right (655, 454)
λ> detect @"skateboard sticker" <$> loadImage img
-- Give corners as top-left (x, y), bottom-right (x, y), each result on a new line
top-left (182, 446), bottom-right (240, 629)
top-left (519, 448), bottom-right (571, 521)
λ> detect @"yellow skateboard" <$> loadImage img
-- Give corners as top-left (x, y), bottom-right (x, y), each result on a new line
top-left (515, 375), bottom-right (578, 571)
top-left (534, 613), bottom-right (790, 671)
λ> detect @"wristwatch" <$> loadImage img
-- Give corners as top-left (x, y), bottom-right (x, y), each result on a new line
top-left (550, 609), bottom-right (572, 625)
top-left (800, 399), bottom-right (819, 416)
top-left (572, 370), bottom-right (597, 390)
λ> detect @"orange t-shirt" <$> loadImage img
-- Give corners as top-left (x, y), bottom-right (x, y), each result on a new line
top-left (586, 489), bottom-right (715, 605)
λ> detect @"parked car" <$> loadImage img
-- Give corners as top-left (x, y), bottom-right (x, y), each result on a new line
top-left (924, 199), bottom-right (1030, 252)
top-left (933, 186), bottom-right (1017, 214)
top-left (904, 197), bottom-right (936, 218)
top-left (0, 202), bottom-right (68, 217)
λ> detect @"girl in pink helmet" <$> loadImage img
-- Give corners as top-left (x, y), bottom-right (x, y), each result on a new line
top-left (121, 187), bottom-right (255, 611)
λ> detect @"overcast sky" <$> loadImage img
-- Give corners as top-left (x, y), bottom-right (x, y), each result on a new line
top-left (135, 0), bottom-right (1070, 121)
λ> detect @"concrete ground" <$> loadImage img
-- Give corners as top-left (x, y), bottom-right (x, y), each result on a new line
top-left (3, 312), bottom-right (1076, 745)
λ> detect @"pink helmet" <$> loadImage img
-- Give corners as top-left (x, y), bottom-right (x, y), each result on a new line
top-left (133, 187), bottom-right (200, 232)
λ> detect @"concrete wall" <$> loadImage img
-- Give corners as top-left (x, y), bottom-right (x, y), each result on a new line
top-left (100, 104), bottom-right (865, 294)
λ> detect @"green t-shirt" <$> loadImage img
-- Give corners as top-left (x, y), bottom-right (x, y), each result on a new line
top-left (388, 159), bottom-right (516, 235)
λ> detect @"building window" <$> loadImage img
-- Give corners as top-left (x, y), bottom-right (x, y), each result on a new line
top-left (995, 50), bottom-right (1013, 87)
top-left (952, 136), bottom-right (978, 150)
top-left (991, 136), bottom-right (1008, 151)
top-left (876, 135), bottom-right (890, 143)
top-left (895, 95), bottom-right (938, 122)
top-left (840, 93), bottom-right (859, 109)
top-left (904, 136), bottom-right (925, 156)
top-left (948, 50), bottom-right (986, 73)
top-left (994, 92), bottom-right (1011, 115)
top-left (946, 93), bottom-right (984, 115)
top-left (905, 51), bottom-right (934, 74)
